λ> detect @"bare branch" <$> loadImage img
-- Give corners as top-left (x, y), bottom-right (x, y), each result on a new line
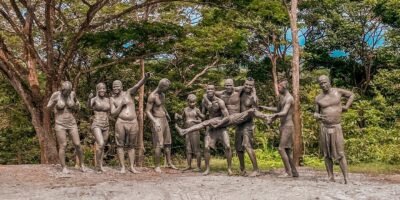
top-left (186, 58), bottom-right (219, 86)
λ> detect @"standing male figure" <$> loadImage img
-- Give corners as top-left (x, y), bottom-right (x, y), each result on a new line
top-left (236, 77), bottom-right (260, 176)
top-left (110, 72), bottom-right (151, 174)
top-left (261, 81), bottom-right (299, 177)
top-left (146, 78), bottom-right (177, 173)
top-left (202, 84), bottom-right (233, 176)
top-left (314, 75), bottom-right (354, 184)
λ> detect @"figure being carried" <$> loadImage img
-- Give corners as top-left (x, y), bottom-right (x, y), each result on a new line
top-left (88, 83), bottom-right (110, 172)
top-left (314, 75), bottom-right (354, 184)
top-left (110, 72), bottom-right (151, 174)
top-left (47, 81), bottom-right (85, 173)
top-left (260, 81), bottom-right (299, 177)
top-left (175, 94), bottom-right (205, 172)
top-left (146, 78), bottom-right (178, 173)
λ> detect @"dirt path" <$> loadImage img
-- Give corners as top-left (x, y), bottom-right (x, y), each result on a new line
top-left (0, 165), bottom-right (399, 200)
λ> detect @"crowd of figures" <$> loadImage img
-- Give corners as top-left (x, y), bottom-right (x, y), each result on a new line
top-left (47, 74), bottom-right (354, 184)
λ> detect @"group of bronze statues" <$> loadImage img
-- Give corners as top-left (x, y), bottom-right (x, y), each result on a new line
top-left (47, 74), bottom-right (354, 184)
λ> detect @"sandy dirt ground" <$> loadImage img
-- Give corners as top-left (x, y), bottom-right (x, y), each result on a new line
top-left (0, 164), bottom-right (399, 200)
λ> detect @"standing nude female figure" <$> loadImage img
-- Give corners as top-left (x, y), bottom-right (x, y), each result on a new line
top-left (88, 83), bottom-right (110, 172)
top-left (47, 81), bottom-right (85, 173)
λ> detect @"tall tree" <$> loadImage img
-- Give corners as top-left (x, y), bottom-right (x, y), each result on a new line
top-left (0, 0), bottom-right (178, 164)
top-left (284, 0), bottom-right (303, 166)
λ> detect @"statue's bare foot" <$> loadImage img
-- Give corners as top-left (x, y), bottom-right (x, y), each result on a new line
top-left (278, 173), bottom-right (291, 178)
top-left (239, 170), bottom-right (247, 176)
top-left (129, 167), bottom-right (141, 174)
top-left (182, 166), bottom-right (192, 171)
top-left (292, 171), bottom-right (299, 177)
top-left (62, 167), bottom-right (70, 174)
top-left (202, 169), bottom-right (210, 176)
top-left (98, 166), bottom-right (106, 172)
top-left (249, 170), bottom-right (260, 177)
top-left (74, 164), bottom-right (80, 169)
top-left (168, 164), bottom-right (178, 170)
top-left (155, 167), bottom-right (162, 173)
top-left (227, 169), bottom-right (233, 176)
top-left (344, 178), bottom-right (348, 184)
top-left (192, 168), bottom-right (201, 172)
top-left (80, 165), bottom-right (86, 172)
top-left (120, 167), bottom-right (126, 174)
top-left (328, 176), bottom-right (335, 182)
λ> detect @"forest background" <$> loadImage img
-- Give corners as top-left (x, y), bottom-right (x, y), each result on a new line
top-left (0, 0), bottom-right (399, 172)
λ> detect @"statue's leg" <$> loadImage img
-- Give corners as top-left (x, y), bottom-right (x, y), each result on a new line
top-left (279, 146), bottom-right (292, 176)
top-left (203, 133), bottom-right (212, 176)
top-left (324, 157), bottom-right (334, 182)
top-left (235, 127), bottom-right (245, 174)
top-left (278, 127), bottom-right (293, 177)
top-left (101, 128), bottom-right (110, 171)
top-left (339, 156), bottom-right (348, 184)
top-left (115, 121), bottom-right (126, 173)
top-left (164, 121), bottom-right (177, 170)
top-left (243, 132), bottom-right (259, 177)
top-left (183, 133), bottom-right (192, 171)
top-left (192, 132), bottom-right (202, 171)
top-left (55, 125), bottom-right (68, 173)
top-left (286, 148), bottom-right (299, 177)
top-left (93, 127), bottom-right (105, 172)
top-left (70, 126), bottom-right (85, 172)
top-left (127, 124), bottom-right (140, 174)
top-left (176, 120), bottom-right (211, 136)
top-left (221, 129), bottom-right (233, 176)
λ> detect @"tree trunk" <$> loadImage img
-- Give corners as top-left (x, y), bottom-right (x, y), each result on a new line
top-left (288, 0), bottom-right (304, 166)
top-left (136, 59), bottom-right (145, 166)
top-left (30, 103), bottom-right (59, 164)
top-left (271, 57), bottom-right (279, 97)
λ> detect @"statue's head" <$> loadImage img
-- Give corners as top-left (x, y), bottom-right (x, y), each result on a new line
top-left (244, 77), bottom-right (255, 94)
top-left (187, 94), bottom-right (197, 108)
top-left (224, 78), bottom-right (234, 94)
top-left (158, 78), bottom-right (170, 92)
top-left (206, 84), bottom-right (215, 98)
top-left (278, 80), bottom-right (288, 94)
top-left (112, 80), bottom-right (123, 95)
top-left (317, 75), bottom-right (331, 92)
top-left (61, 81), bottom-right (72, 96)
top-left (96, 82), bottom-right (106, 97)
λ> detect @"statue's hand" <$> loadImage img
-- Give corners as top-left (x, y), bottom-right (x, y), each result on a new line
top-left (174, 113), bottom-right (180, 120)
top-left (154, 121), bottom-right (162, 132)
top-left (313, 113), bottom-right (326, 120)
top-left (342, 106), bottom-right (348, 112)
top-left (88, 92), bottom-right (94, 99)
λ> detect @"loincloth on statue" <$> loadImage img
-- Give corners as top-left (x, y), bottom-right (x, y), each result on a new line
top-left (235, 120), bottom-right (254, 152)
top-left (279, 125), bottom-right (294, 148)
top-left (115, 118), bottom-right (138, 148)
top-left (151, 116), bottom-right (171, 148)
top-left (205, 127), bottom-right (230, 149)
top-left (319, 123), bottom-right (345, 160)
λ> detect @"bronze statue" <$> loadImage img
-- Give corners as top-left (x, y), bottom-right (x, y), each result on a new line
top-left (47, 81), bottom-right (84, 173)
top-left (314, 75), bottom-right (354, 184)
top-left (200, 85), bottom-right (232, 175)
top-left (236, 78), bottom-right (260, 176)
top-left (175, 94), bottom-right (205, 172)
top-left (260, 81), bottom-right (299, 177)
top-left (110, 73), bottom-right (151, 174)
top-left (88, 83), bottom-right (110, 172)
top-left (146, 78), bottom-right (178, 173)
